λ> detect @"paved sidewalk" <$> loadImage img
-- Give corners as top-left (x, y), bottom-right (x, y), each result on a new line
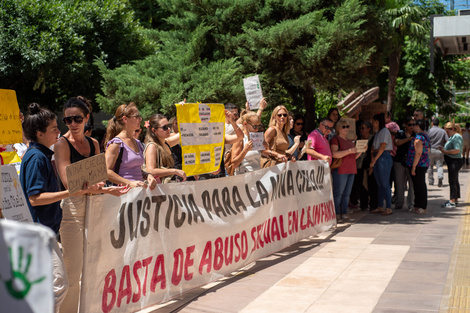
top-left (145, 166), bottom-right (470, 313)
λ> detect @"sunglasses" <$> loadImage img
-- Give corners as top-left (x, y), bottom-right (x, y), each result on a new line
top-left (342, 125), bottom-right (350, 129)
top-left (408, 123), bottom-right (416, 126)
top-left (63, 115), bottom-right (84, 125)
top-left (296, 122), bottom-right (303, 126)
top-left (322, 124), bottom-right (334, 131)
top-left (247, 122), bottom-right (262, 130)
top-left (277, 113), bottom-right (288, 118)
top-left (156, 124), bottom-right (170, 131)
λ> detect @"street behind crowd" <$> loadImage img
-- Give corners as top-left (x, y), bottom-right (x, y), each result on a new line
top-left (143, 164), bottom-right (470, 313)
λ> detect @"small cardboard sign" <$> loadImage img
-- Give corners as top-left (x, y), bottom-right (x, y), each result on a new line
top-left (243, 75), bottom-right (263, 110)
top-left (355, 139), bottom-right (369, 153)
top-left (65, 153), bottom-right (108, 194)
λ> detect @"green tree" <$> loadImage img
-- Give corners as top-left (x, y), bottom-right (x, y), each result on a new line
top-left (0, 0), bottom-right (153, 112)
top-left (100, 0), bottom-right (388, 130)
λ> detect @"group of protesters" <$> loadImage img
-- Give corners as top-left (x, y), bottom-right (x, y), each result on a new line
top-left (1, 97), bottom-right (466, 312)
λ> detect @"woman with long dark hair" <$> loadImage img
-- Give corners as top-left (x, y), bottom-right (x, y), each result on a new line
top-left (144, 113), bottom-right (185, 183)
top-left (369, 113), bottom-right (394, 215)
top-left (55, 97), bottom-right (127, 312)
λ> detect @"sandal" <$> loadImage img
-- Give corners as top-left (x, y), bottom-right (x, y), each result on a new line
top-left (371, 207), bottom-right (383, 214)
top-left (415, 208), bottom-right (426, 214)
top-left (381, 208), bottom-right (393, 215)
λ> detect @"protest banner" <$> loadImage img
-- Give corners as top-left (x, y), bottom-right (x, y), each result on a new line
top-left (1, 165), bottom-right (33, 223)
top-left (0, 89), bottom-right (22, 145)
top-left (66, 153), bottom-right (108, 194)
top-left (243, 75), bottom-right (263, 110)
top-left (0, 219), bottom-right (55, 313)
top-left (80, 160), bottom-right (335, 313)
top-left (176, 103), bottom-right (225, 176)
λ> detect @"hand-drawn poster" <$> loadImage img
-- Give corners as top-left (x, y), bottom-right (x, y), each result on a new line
top-left (1, 165), bottom-right (33, 223)
top-left (0, 90), bottom-right (22, 145)
top-left (243, 75), bottom-right (263, 110)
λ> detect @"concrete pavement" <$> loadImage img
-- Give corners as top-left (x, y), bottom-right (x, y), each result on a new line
top-left (144, 165), bottom-right (470, 313)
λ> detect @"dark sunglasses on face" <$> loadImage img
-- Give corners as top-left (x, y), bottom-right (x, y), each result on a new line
top-left (63, 115), bottom-right (84, 125)
top-left (322, 124), bottom-right (333, 131)
top-left (247, 122), bottom-right (262, 130)
top-left (296, 122), bottom-right (303, 126)
top-left (157, 124), bottom-right (170, 131)
top-left (408, 123), bottom-right (416, 126)
top-left (277, 113), bottom-right (288, 118)
top-left (342, 125), bottom-right (350, 129)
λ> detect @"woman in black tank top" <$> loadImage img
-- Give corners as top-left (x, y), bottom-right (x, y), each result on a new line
top-left (54, 97), bottom-right (127, 313)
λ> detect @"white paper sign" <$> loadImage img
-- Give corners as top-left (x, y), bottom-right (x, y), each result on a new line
top-left (249, 132), bottom-right (265, 151)
top-left (0, 219), bottom-right (55, 313)
top-left (65, 153), bottom-right (108, 194)
top-left (243, 75), bottom-right (263, 110)
top-left (1, 165), bottom-right (33, 223)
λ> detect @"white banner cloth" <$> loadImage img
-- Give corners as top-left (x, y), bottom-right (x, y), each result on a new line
top-left (81, 160), bottom-right (335, 313)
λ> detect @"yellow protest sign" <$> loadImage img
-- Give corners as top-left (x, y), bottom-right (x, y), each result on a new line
top-left (0, 152), bottom-right (21, 174)
top-left (176, 103), bottom-right (225, 176)
top-left (0, 90), bottom-right (22, 145)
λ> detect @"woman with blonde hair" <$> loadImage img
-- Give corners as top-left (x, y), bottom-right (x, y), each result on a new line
top-left (144, 113), bottom-right (186, 183)
top-left (330, 118), bottom-right (360, 221)
top-left (231, 112), bottom-right (269, 174)
top-left (439, 121), bottom-right (464, 207)
top-left (260, 105), bottom-right (292, 168)
top-left (105, 103), bottom-right (158, 188)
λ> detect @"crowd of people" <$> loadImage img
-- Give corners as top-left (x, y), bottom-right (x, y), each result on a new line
top-left (0, 97), bottom-right (466, 312)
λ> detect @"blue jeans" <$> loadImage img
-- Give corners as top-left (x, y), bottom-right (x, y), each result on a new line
top-left (332, 170), bottom-right (355, 215)
top-left (373, 151), bottom-right (393, 209)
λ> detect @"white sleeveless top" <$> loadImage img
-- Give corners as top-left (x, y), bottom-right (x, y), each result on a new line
top-left (235, 135), bottom-right (261, 175)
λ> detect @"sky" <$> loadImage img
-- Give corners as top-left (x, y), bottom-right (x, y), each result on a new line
top-left (439, 0), bottom-right (470, 11)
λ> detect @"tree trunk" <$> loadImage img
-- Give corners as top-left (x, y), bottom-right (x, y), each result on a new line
top-left (387, 48), bottom-right (401, 112)
top-left (303, 83), bottom-right (316, 133)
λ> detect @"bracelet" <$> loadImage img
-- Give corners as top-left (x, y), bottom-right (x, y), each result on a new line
top-left (269, 150), bottom-right (272, 157)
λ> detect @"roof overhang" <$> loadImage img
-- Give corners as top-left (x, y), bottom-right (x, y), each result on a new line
top-left (433, 15), bottom-right (470, 55)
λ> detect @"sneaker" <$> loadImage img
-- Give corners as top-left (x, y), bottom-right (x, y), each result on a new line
top-left (438, 178), bottom-right (443, 187)
top-left (442, 201), bottom-right (456, 208)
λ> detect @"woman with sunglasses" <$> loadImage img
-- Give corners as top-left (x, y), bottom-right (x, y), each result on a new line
top-left (369, 113), bottom-right (394, 215)
top-left (439, 122), bottom-right (464, 208)
top-left (330, 118), bottom-right (360, 221)
top-left (104, 103), bottom-right (158, 189)
top-left (403, 118), bottom-right (430, 214)
top-left (260, 105), bottom-right (292, 168)
top-left (144, 114), bottom-right (186, 183)
top-left (289, 114), bottom-right (308, 160)
top-left (54, 97), bottom-right (129, 313)
top-left (231, 112), bottom-right (269, 174)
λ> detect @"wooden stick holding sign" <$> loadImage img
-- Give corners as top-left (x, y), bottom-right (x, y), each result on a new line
top-left (65, 153), bottom-right (108, 194)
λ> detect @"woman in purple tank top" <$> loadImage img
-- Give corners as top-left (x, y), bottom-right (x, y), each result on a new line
top-left (104, 102), bottom-right (158, 189)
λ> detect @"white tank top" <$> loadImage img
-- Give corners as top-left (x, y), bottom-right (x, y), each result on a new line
top-left (235, 134), bottom-right (261, 175)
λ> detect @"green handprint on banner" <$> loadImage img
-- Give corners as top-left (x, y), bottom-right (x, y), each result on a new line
top-left (1, 246), bottom-right (46, 299)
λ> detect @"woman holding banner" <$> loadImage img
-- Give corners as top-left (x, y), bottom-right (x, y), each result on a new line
top-left (260, 105), bottom-right (293, 168)
top-left (20, 102), bottom-right (93, 312)
top-left (104, 102), bottom-right (158, 188)
top-left (55, 97), bottom-right (128, 313)
top-left (144, 114), bottom-right (186, 183)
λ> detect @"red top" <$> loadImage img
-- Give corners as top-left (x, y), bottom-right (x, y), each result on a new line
top-left (330, 136), bottom-right (357, 174)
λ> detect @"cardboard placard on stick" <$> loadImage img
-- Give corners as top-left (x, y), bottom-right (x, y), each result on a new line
top-left (65, 153), bottom-right (108, 194)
